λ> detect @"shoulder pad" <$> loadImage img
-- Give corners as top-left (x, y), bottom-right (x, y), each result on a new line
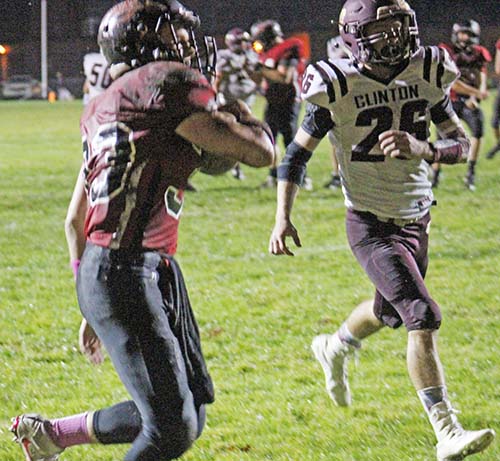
top-left (301, 60), bottom-right (348, 108)
top-left (422, 46), bottom-right (459, 92)
top-left (473, 45), bottom-right (492, 62)
top-left (83, 52), bottom-right (102, 66)
top-left (438, 43), bottom-right (453, 55)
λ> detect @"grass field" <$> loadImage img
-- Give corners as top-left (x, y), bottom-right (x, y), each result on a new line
top-left (0, 96), bottom-right (499, 461)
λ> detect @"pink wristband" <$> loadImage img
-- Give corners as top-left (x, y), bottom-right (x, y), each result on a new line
top-left (71, 259), bottom-right (81, 279)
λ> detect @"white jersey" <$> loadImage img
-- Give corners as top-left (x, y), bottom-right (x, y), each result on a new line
top-left (216, 49), bottom-right (258, 104)
top-left (326, 36), bottom-right (349, 61)
top-left (302, 46), bottom-right (460, 219)
top-left (83, 52), bottom-right (111, 102)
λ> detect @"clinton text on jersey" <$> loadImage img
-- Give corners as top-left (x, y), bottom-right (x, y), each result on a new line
top-left (354, 83), bottom-right (419, 109)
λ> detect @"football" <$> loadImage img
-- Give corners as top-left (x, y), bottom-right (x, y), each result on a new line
top-left (199, 150), bottom-right (237, 176)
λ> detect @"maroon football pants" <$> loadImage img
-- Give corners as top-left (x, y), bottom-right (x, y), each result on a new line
top-left (346, 209), bottom-right (441, 331)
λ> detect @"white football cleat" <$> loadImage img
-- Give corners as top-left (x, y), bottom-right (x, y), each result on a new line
top-left (311, 333), bottom-right (356, 406)
top-left (430, 401), bottom-right (495, 460)
top-left (302, 176), bottom-right (313, 191)
top-left (11, 414), bottom-right (64, 461)
top-left (260, 175), bottom-right (277, 189)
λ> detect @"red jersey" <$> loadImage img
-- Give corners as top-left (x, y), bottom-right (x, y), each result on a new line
top-left (80, 61), bottom-right (216, 255)
top-left (439, 42), bottom-right (491, 100)
top-left (260, 37), bottom-right (307, 105)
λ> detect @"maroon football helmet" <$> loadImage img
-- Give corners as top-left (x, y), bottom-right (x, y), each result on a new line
top-left (224, 27), bottom-right (251, 53)
top-left (338, 0), bottom-right (419, 66)
top-left (98, 0), bottom-right (216, 79)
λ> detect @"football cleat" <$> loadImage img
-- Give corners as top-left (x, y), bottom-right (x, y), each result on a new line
top-left (430, 402), bottom-right (495, 460)
top-left (311, 333), bottom-right (356, 406)
top-left (486, 143), bottom-right (500, 160)
top-left (323, 175), bottom-right (341, 190)
top-left (463, 174), bottom-right (476, 192)
top-left (260, 175), bottom-right (277, 189)
top-left (302, 176), bottom-right (313, 191)
top-left (231, 164), bottom-right (245, 180)
top-left (11, 414), bottom-right (64, 461)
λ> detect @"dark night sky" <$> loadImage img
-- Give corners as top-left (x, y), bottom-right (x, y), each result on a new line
top-left (0, 0), bottom-right (498, 80)
top-left (1, 0), bottom-right (499, 43)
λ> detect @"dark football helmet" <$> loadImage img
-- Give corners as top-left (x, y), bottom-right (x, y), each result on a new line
top-left (452, 20), bottom-right (480, 50)
top-left (250, 20), bottom-right (283, 52)
top-left (98, 0), bottom-right (216, 80)
top-left (338, 0), bottom-right (419, 66)
top-left (224, 27), bottom-right (251, 53)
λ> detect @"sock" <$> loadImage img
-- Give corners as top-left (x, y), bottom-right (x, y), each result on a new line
top-left (417, 385), bottom-right (448, 414)
top-left (468, 160), bottom-right (476, 175)
top-left (49, 412), bottom-right (93, 448)
top-left (338, 323), bottom-right (361, 349)
top-left (269, 167), bottom-right (277, 178)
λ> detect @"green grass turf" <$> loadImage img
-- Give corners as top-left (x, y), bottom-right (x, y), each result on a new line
top-left (0, 96), bottom-right (499, 461)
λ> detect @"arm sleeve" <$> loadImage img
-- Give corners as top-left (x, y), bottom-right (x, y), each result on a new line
top-left (277, 103), bottom-right (333, 186)
top-left (277, 141), bottom-right (313, 186)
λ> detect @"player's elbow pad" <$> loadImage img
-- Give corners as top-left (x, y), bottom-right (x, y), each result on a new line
top-left (277, 141), bottom-right (313, 186)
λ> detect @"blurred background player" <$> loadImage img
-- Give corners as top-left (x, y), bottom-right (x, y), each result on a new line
top-left (55, 71), bottom-right (74, 101)
top-left (433, 20), bottom-right (491, 190)
top-left (10, 1), bottom-right (274, 461)
top-left (82, 50), bottom-right (111, 105)
top-left (486, 36), bottom-right (500, 159)
top-left (323, 35), bottom-right (349, 190)
top-left (251, 19), bottom-right (311, 190)
top-left (215, 27), bottom-right (260, 180)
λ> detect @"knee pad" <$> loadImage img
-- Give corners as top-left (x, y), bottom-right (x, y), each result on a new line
top-left (405, 299), bottom-right (442, 331)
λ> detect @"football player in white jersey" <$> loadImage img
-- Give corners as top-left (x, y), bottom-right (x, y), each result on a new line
top-left (269, 0), bottom-right (495, 459)
top-left (82, 51), bottom-right (111, 105)
top-left (215, 27), bottom-right (260, 180)
top-left (215, 28), bottom-right (259, 108)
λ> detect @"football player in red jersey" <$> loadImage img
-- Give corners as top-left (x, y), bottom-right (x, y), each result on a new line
top-left (486, 37), bottom-right (500, 159)
top-left (251, 20), bottom-right (311, 189)
top-left (269, 0), bottom-right (494, 459)
top-left (10, 2), bottom-right (274, 461)
top-left (432, 21), bottom-right (491, 190)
